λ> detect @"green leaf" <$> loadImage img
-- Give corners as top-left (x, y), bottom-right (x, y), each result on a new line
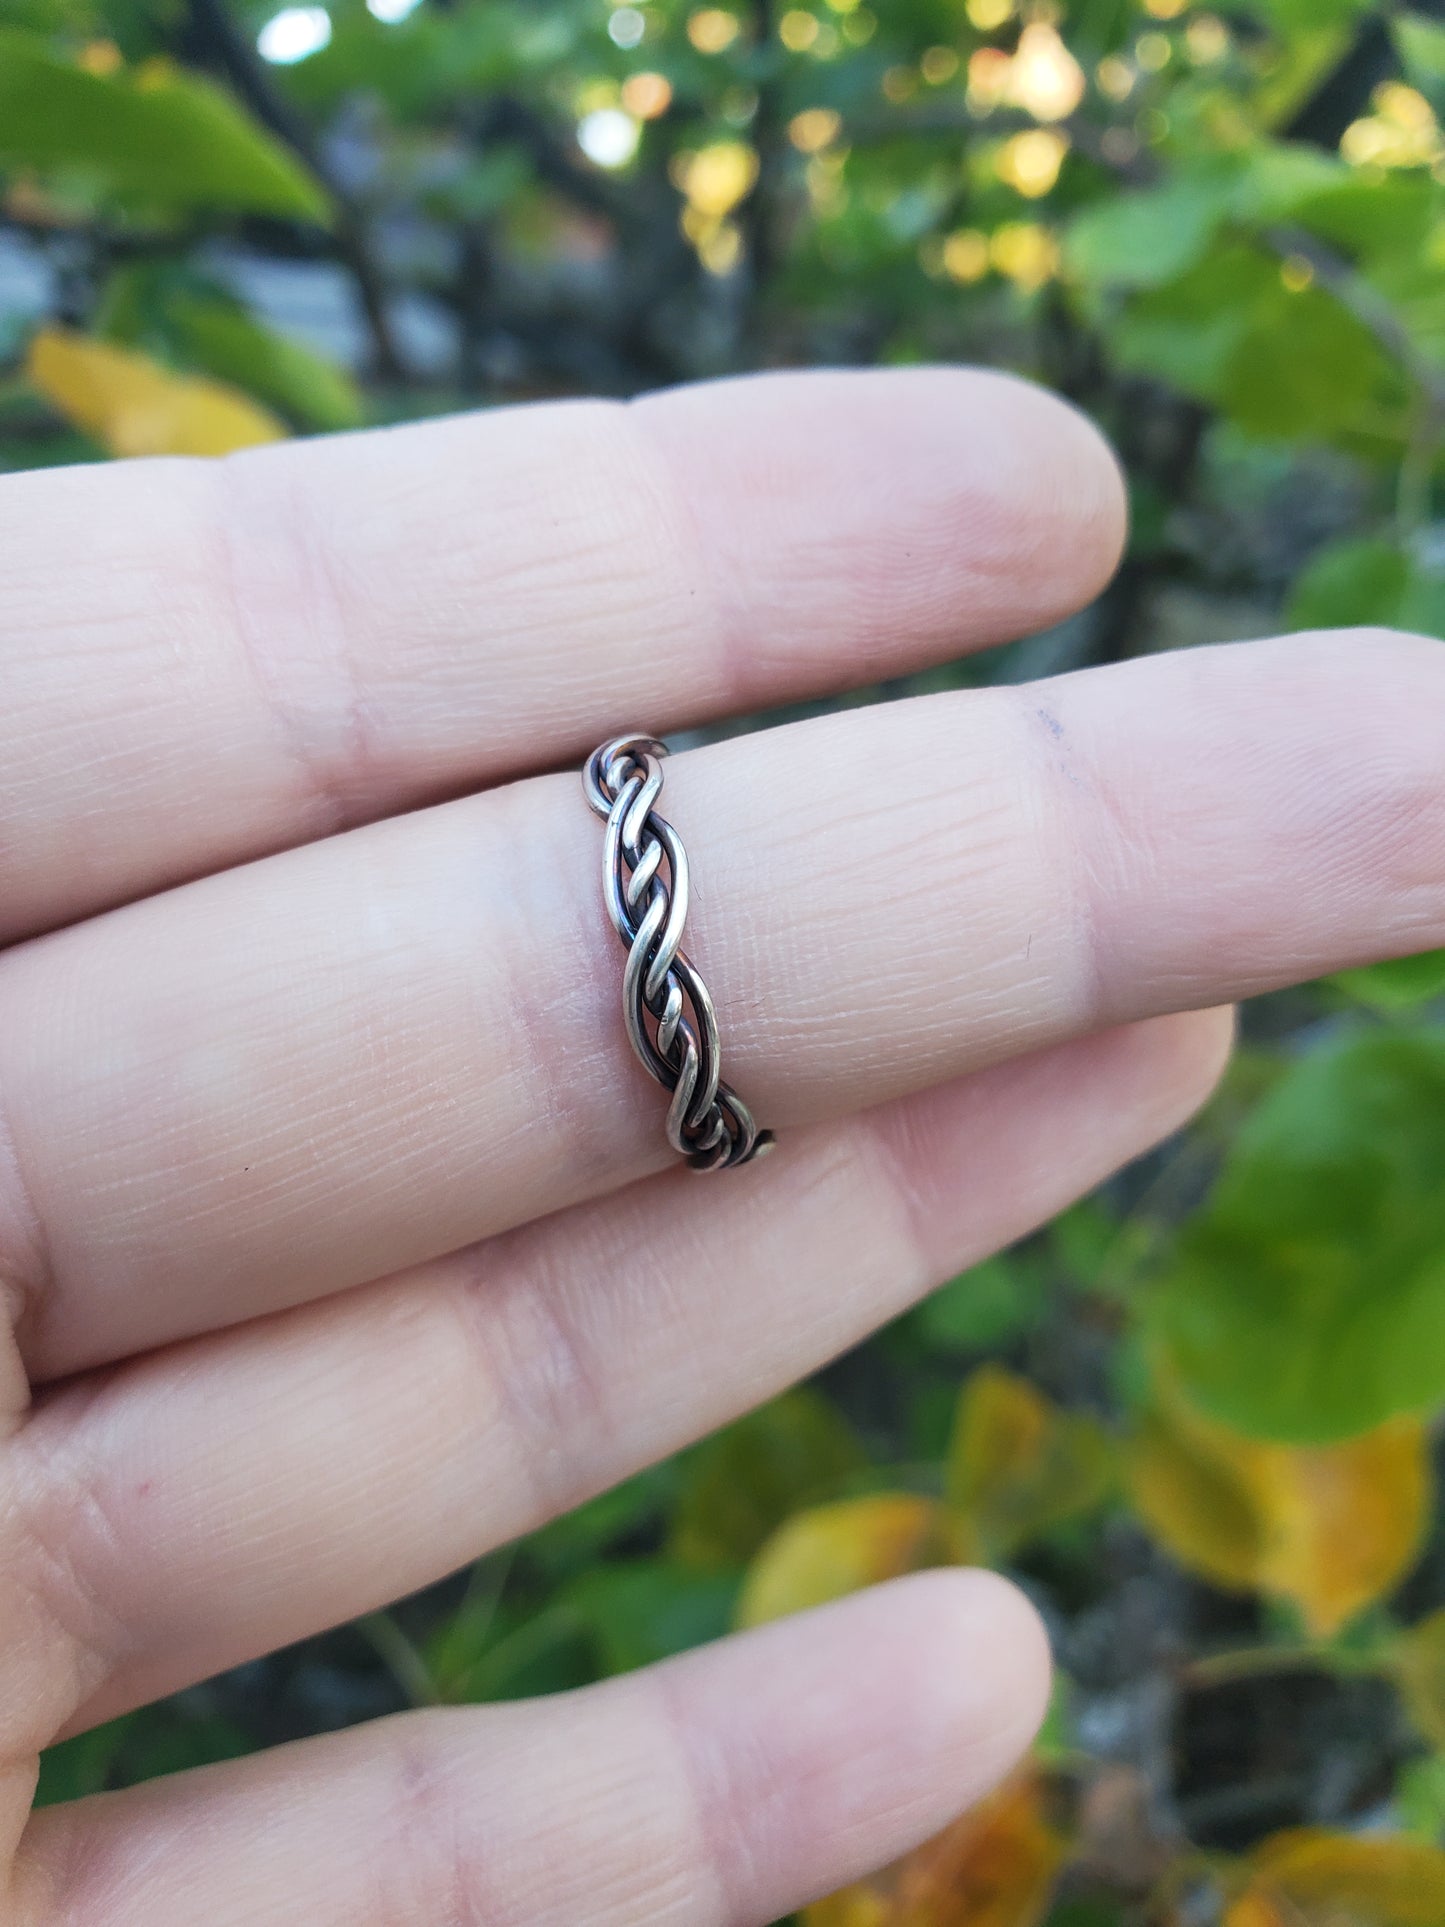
top-left (34, 1717), bottom-right (132, 1806)
top-left (166, 296), bottom-right (361, 433)
top-left (1396, 14), bottom-right (1445, 114)
top-left (1288, 536), bottom-right (1414, 631)
top-left (1289, 537), bottom-right (1445, 640)
top-left (1335, 949), bottom-right (1445, 1013)
top-left (1051, 1195), bottom-right (1128, 1298)
top-left (1396, 1752), bottom-right (1445, 1841)
top-left (116, 1705), bottom-right (252, 1783)
top-left (38, 1702), bottom-right (253, 1803)
top-left (1111, 246), bottom-right (1244, 380)
top-left (1290, 174), bottom-right (1439, 261)
top-left (1401, 564), bottom-right (1445, 638)
top-left (1112, 232), bottom-right (1400, 444)
top-left (1151, 1028), bottom-right (1445, 1442)
top-left (1253, 0), bottom-right (1374, 24)
top-left (1396, 1610), bottom-right (1445, 1750)
top-left (670, 1388), bottom-right (868, 1571)
top-left (1110, 244), bottom-right (1279, 398)
top-left (523, 1462), bottom-right (679, 1581)
top-left (1065, 172), bottom-right (1233, 292)
top-left (1231, 143), bottom-right (1346, 224)
top-left (1219, 280), bottom-right (1390, 440)
top-left (1068, 141), bottom-right (1432, 300)
top-left (915, 1250), bottom-right (1046, 1350)
top-left (430, 1598), bottom-right (596, 1704)
top-left (1250, 24), bottom-right (1360, 132)
top-left (0, 34), bottom-right (329, 220)
top-left (562, 1559), bottom-right (737, 1674)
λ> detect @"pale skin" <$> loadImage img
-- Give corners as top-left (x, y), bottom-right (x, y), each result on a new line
top-left (0, 366), bottom-right (1441, 1924)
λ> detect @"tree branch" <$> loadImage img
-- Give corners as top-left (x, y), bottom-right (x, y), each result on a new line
top-left (183, 0), bottom-right (407, 382)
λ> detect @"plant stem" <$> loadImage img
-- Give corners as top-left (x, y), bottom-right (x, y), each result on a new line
top-left (183, 0), bottom-right (407, 383)
top-left (1181, 1641), bottom-right (1392, 1690)
top-left (1397, 393), bottom-right (1444, 535)
top-left (357, 1611), bottom-right (439, 1708)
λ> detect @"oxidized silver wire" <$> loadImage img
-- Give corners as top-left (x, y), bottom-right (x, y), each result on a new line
top-left (584, 733), bottom-right (773, 1172)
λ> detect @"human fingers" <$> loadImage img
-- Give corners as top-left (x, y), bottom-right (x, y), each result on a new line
top-left (3, 629), bottom-right (1441, 1380)
top-left (9, 1010), bottom-right (1227, 1739)
top-left (13, 1573), bottom-right (1049, 1927)
top-left (0, 367), bottom-right (1123, 940)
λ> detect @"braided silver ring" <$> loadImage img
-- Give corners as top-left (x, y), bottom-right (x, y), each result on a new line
top-left (584, 733), bottom-right (773, 1172)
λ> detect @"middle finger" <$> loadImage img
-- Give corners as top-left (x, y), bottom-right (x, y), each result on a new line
top-left (20, 1008), bottom-right (1221, 1738)
top-left (6, 625), bottom-right (1445, 1380)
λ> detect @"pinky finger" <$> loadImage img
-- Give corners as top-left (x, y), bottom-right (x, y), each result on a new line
top-left (17, 1571), bottom-right (1049, 1927)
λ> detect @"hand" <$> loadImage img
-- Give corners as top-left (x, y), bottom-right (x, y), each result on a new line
top-left (1, 368), bottom-right (1440, 1925)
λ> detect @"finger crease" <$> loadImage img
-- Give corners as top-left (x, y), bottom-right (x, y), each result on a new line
top-left (620, 399), bottom-right (740, 715)
top-left (10, 1429), bottom-right (140, 1729)
top-left (1007, 685), bottom-right (1113, 1032)
top-left (452, 1234), bottom-right (616, 1526)
top-left (649, 1665), bottom-right (756, 1925)
top-left (211, 453), bottom-right (370, 838)
top-left (376, 1720), bottom-right (494, 1927)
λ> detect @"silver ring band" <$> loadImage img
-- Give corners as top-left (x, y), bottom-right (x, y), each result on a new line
top-left (583, 733), bottom-right (772, 1172)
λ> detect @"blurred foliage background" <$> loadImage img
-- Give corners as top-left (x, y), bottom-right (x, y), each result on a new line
top-left (7, 0), bottom-right (1445, 1920)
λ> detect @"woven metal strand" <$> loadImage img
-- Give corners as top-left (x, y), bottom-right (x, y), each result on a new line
top-left (583, 733), bottom-right (772, 1172)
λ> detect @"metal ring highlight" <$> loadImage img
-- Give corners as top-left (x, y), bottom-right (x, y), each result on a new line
top-left (584, 733), bottom-right (773, 1172)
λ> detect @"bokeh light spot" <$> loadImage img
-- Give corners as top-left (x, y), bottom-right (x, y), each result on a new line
top-left (578, 106), bottom-right (641, 167)
top-left (790, 107), bottom-right (842, 152)
top-left (780, 9), bottom-right (819, 51)
top-left (687, 8), bottom-right (739, 52)
top-left (941, 228), bottom-right (990, 283)
top-left (608, 6), bottom-right (646, 49)
top-left (1136, 32), bottom-right (1172, 74)
top-left (622, 71), bottom-right (673, 118)
top-left (1186, 14), bottom-right (1229, 63)
top-left (257, 5), bottom-right (331, 64)
top-left (991, 220), bottom-right (1059, 291)
top-left (1009, 22), bottom-right (1085, 122)
top-left (1097, 55), bottom-right (1135, 102)
top-left (996, 127), bottom-right (1069, 198)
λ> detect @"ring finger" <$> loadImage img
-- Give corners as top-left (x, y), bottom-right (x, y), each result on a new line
top-left (3, 625), bottom-right (1444, 1380)
top-left (4, 625), bottom-right (1445, 1380)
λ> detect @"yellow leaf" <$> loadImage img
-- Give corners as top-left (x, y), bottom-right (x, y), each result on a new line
top-left (1222, 1899), bottom-right (1287, 1927)
top-left (804, 1892), bottom-right (891, 1927)
top-left (947, 1366), bottom-right (1114, 1563)
top-left (1225, 1828), bottom-right (1445, 1926)
top-left (27, 327), bottom-right (286, 457)
top-left (1129, 1382), bottom-right (1429, 1636)
top-left (1129, 1392), bottom-right (1266, 1595)
top-left (736, 1494), bottom-right (948, 1630)
top-left (1395, 1610), bottom-right (1445, 1749)
top-left (803, 1775), bottom-right (1067, 1927)
top-left (1259, 1424), bottom-right (1429, 1637)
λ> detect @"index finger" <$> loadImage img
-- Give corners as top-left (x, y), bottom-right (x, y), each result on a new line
top-left (0, 366), bottom-right (1123, 940)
